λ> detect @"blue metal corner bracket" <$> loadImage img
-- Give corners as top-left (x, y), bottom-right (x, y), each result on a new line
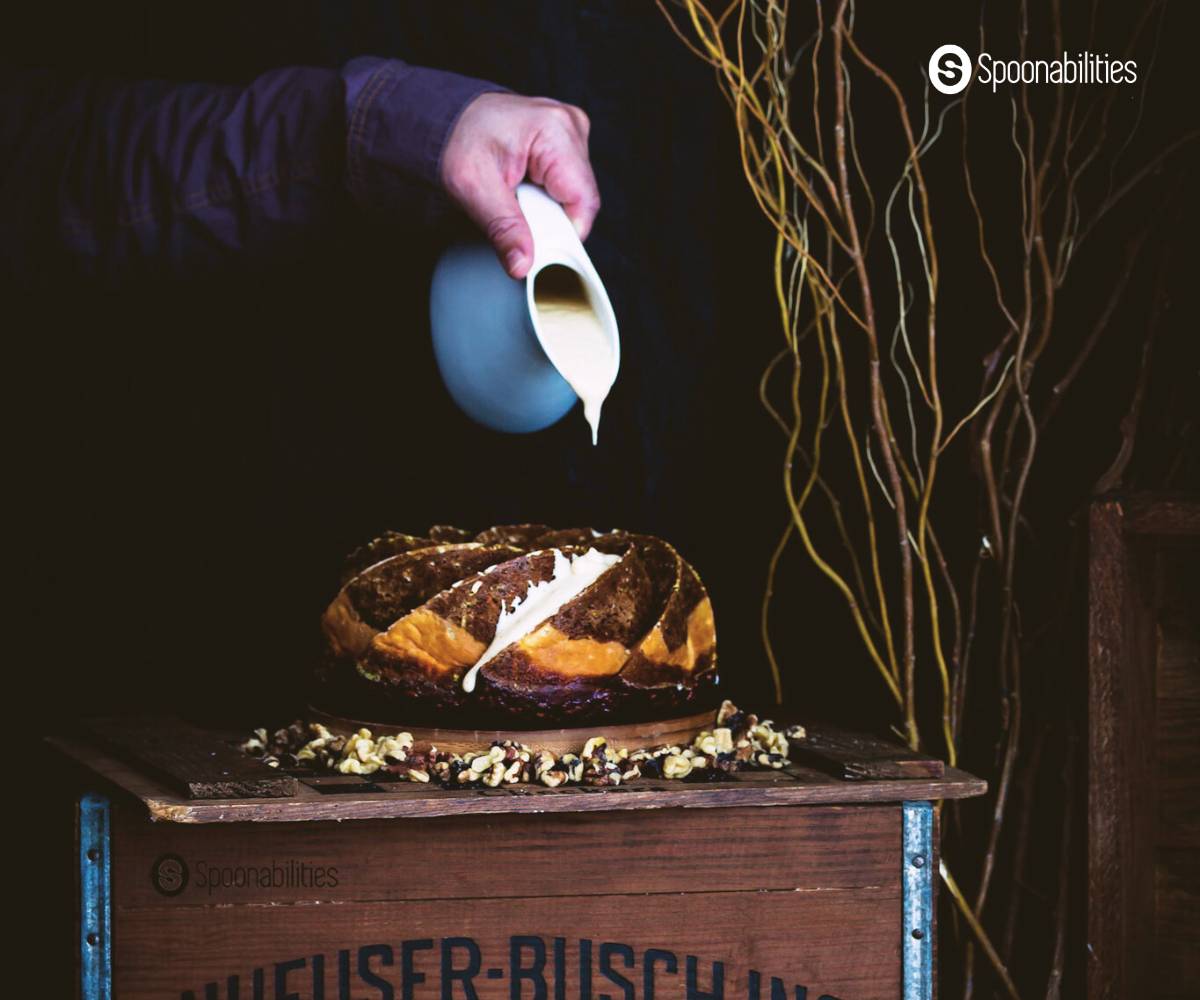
top-left (80, 793), bottom-right (112, 1000)
top-left (902, 801), bottom-right (935, 1000)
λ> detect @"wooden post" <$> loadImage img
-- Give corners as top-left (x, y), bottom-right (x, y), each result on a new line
top-left (1087, 495), bottom-right (1199, 999)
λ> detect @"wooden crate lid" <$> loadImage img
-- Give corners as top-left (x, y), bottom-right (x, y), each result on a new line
top-left (49, 716), bottom-right (985, 824)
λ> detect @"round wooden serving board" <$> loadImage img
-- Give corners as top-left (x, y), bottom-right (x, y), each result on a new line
top-left (307, 706), bottom-right (716, 755)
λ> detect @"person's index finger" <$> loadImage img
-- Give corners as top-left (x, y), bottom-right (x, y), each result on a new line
top-left (460, 174), bottom-right (534, 278)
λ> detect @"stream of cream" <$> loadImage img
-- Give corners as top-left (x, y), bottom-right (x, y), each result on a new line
top-left (533, 265), bottom-right (614, 445)
top-left (461, 547), bottom-right (622, 693)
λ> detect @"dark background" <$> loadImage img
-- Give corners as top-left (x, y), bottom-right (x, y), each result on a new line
top-left (5, 0), bottom-right (803, 735)
top-left (6, 1), bottom-right (1197, 996)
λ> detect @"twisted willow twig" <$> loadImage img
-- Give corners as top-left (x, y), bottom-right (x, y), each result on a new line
top-left (657, 0), bottom-right (1188, 995)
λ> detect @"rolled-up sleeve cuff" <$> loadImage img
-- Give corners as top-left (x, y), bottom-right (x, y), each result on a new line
top-left (343, 56), bottom-right (505, 210)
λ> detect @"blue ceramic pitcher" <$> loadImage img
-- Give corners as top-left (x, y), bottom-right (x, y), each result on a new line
top-left (429, 184), bottom-right (620, 437)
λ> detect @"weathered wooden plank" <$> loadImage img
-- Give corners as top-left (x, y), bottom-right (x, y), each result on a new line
top-left (1087, 498), bottom-right (1200, 1000)
top-left (111, 801), bottom-right (899, 907)
top-left (85, 717), bottom-right (297, 800)
top-left (1157, 597), bottom-right (1200, 850)
top-left (49, 734), bottom-right (986, 824)
top-left (1088, 499), bottom-right (1155, 1000)
top-left (1154, 849), bottom-right (1200, 996)
top-left (791, 724), bottom-right (945, 780)
top-left (1153, 548), bottom-right (1199, 1000)
top-left (112, 889), bottom-right (903, 1000)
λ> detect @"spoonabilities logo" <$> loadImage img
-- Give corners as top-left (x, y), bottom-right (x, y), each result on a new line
top-left (151, 853), bottom-right (189, 897)
top-left (929, 44), bottom-right (973, 94)
top-left (929, 44), bottom-right (1138, 95)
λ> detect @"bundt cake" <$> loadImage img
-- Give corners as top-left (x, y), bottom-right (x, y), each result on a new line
top-left (319, 525), bottom-right (718, 725)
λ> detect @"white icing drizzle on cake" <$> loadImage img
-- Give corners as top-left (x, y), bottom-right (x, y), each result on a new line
top-left (461, 547), bottom-right (621, 693)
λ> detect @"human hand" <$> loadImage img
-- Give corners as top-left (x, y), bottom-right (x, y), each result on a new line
top-left (440, 92), bottom-right (600, 279)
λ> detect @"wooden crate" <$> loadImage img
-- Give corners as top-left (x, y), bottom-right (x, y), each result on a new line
top-left (1088, 496), bottom-right (1199, 999)
top-left (55, 722), bottom-right (985, 1000)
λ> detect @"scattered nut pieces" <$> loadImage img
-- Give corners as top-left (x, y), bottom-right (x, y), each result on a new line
top-left (376, 734), bottom-right (413, 761)
top-left (582, 736), bottom-right (606, 758)
top-left (238, 702), bottom-right (803, 791)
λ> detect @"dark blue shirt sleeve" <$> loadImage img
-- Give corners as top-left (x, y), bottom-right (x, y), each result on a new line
top-left (0, 58), bottom-right (502, 281)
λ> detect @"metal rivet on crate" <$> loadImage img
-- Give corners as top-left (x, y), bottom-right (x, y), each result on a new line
top-left (87, 848), bottom-right (100, 862)
top-left (911, 853), bottom-right (925, 868)
top-left (911, 929), bottom-right (924, 940)
top-left (87, 933), bottom-right (98, 947)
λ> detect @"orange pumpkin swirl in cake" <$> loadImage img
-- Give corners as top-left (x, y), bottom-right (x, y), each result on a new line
top-left (318, 526), bottom-right (718, 725)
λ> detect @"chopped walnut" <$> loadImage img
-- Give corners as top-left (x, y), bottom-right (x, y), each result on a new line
top-left (239, 701), bottom-right (807, 790)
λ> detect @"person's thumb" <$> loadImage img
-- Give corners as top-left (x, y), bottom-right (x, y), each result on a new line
top-left (464, 176), bottom-right (534, 280)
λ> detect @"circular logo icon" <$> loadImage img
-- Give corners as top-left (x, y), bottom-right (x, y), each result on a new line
top-left (929, 44), bottom-right (972, 95)
top-left (151, 853), bottom-right (189, 897)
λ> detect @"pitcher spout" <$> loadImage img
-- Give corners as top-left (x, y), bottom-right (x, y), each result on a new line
top-left (519, 184), bottom-right (621, 445)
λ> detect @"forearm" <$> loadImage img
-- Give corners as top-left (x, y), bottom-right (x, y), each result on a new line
top-left (0, 59), bottom-right (500, 281)
top-left (1, 66), bottom-right (344, 279)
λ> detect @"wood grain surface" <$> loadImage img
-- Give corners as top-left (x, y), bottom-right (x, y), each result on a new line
top-left (309, 705), bottom-right (717, 755)
top-left (85, 716), bottom-right (297, 799)
top-left (789, 725), bottom-right (944, 780)
top-left (115, 882), bottom-right (902, 1000)
top-left (1088, 499), bottom-right (1158, 999)
top-left (1088, 496), bottom-right (1199, 1000)
top-left (112, 801), bottom-right (899, 908)
top-left (51, 734), bottom-right (985, 825)
top-left (108, 796), bottom-right (908, 998)
top-left (1153, 551), bottom-right (1199, 997)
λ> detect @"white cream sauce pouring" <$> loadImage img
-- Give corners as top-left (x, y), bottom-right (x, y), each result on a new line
top-left (532, 265), bottom-right (616, 445)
